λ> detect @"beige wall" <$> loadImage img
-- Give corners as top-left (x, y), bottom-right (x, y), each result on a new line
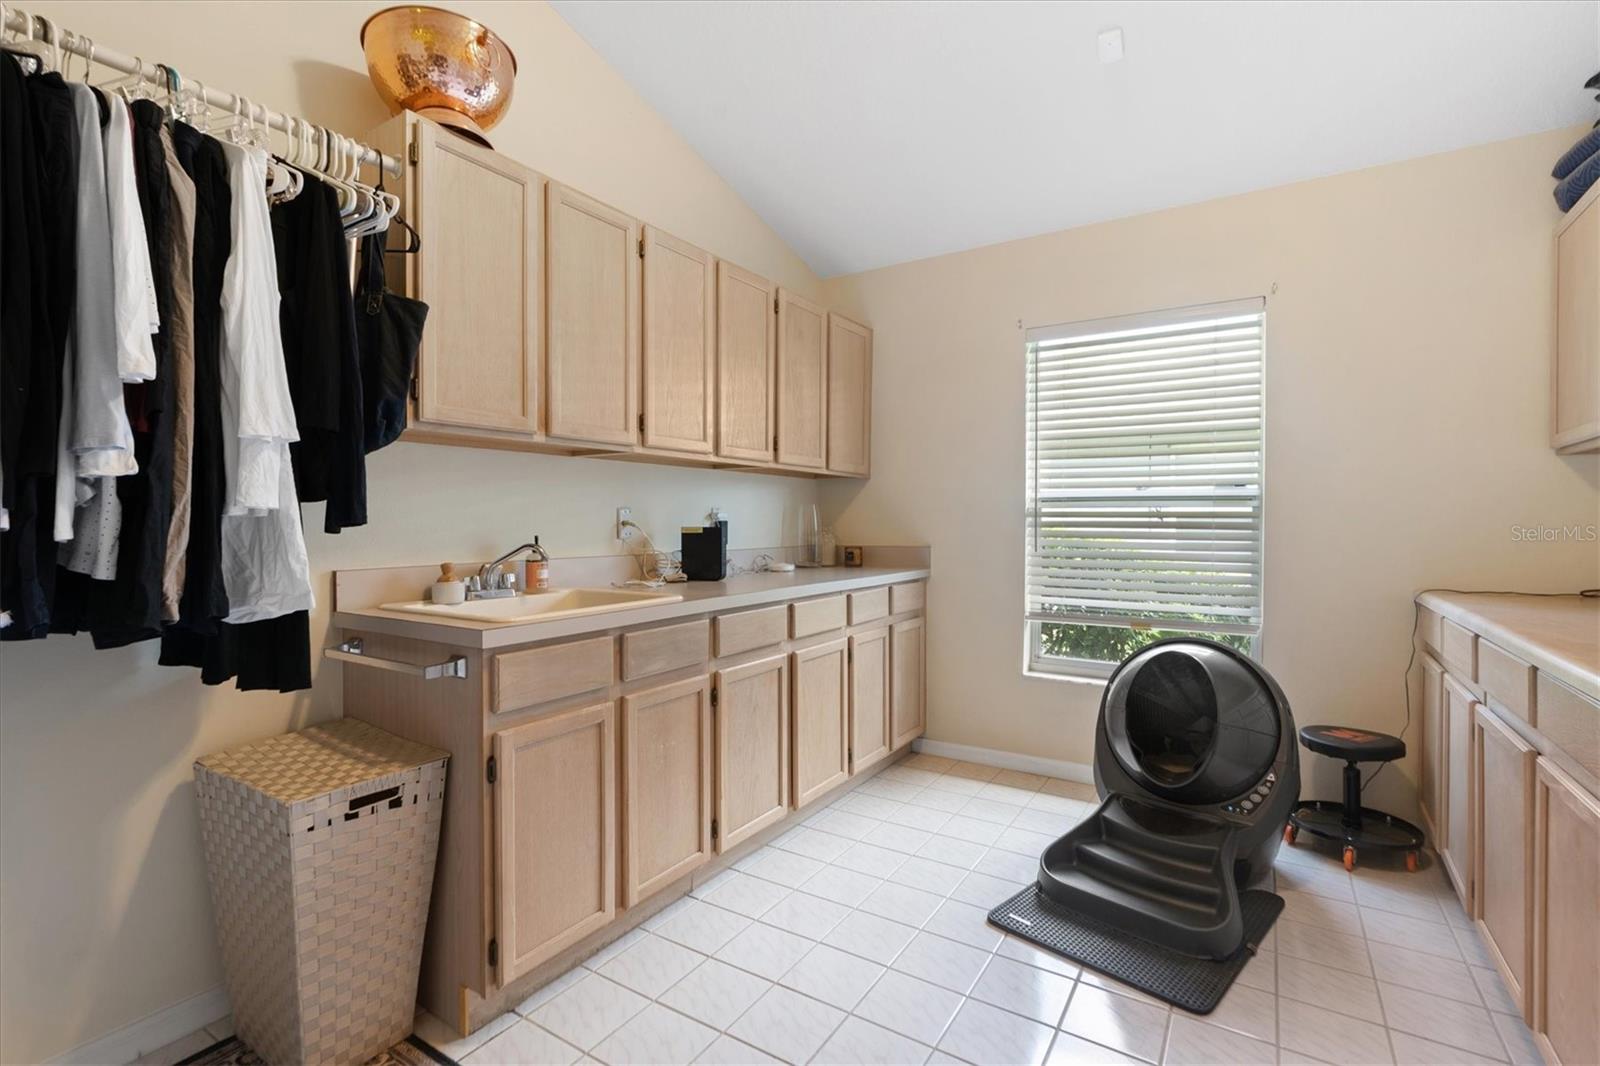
top-left (821, 127), bottom-right (1600, 814)
top-left (0, 3), bottom-right (824, 1061)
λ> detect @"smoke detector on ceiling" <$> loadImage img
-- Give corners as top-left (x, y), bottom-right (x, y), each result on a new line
top-left (1098, 27), bottom-right (1125, 65)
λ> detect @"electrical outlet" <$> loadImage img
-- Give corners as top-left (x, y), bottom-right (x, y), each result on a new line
top-left (617, 507), bottom-right (634, 541)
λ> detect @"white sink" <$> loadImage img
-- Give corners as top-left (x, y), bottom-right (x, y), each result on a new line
top-left (381, 587), bottom-right (683, 624)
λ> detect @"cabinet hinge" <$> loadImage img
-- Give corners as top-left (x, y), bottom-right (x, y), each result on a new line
top-left (486, 755), bottom-right (497, 785)
top-left (773, 434), bottom-right (779, 452)
top-left (710, 685), bottom-right (719, 708)
top-left (408, 139), bottom-right (419, 165)
top-left (487, 938), bottom-right (498, 968)
top-left (638, 412), bottom-right (645, 433)
top-left (638, 236), bottom-right (645, 259)
top-left (409, 374), bottom-right (419, 403)
top-left (774, 295), bottom-right (780, 314)
top-left (711, 819), bottom-right (719, 840)
top-left (848, 647), bottom-right (853, 664)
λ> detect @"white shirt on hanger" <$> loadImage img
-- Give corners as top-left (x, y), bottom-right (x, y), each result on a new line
top-left (217, 141), bottom-right (313, 623)
top-left (104, 93), bottom-right (159, 383)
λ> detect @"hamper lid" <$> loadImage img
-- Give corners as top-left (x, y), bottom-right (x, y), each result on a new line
top-left (195, 718), bottom-right (447, 803)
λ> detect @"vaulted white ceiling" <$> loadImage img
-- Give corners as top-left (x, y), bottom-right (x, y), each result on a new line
top-left (552, 1), bottom-right (1599, 277)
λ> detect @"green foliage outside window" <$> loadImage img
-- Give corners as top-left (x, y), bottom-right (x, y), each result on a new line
top-left (1039, 621), bottom-right (1254, 665)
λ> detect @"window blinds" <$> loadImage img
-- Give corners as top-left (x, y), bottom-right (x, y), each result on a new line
top-left (1025, 298), bottom-right (1265, 635)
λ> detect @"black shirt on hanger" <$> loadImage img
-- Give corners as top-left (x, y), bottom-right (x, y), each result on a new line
top-left (270, 175), bottom-right (367, 535)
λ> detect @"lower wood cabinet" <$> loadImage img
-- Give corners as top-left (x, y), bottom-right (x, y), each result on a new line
top-left (493, 701), bottom-right (616, 985)
top-left (1531, 757), bottom-right (1600, 1065)
top-left (890, 617), bottom-right (926, 750)
top-left (1419, 654), bottom-right (1444, 841)
top-left (792, 638), bottom-right (849, 808)
top-left (849, 628), bottom-right (891, 775)
top-left (621, 676), bottom-right (712, 907)
top-left (1441, 674), bottom-right (1476, 907)
top-left (1472, 706), bottom-right (1535, 1014)
top-left (713, 654), bottom-right (790, 851)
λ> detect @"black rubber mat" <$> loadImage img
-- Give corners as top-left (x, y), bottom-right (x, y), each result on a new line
top-left (987, 884), bottom-right (1283, 1014)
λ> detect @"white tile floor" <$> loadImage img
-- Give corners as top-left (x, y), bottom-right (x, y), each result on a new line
top-left (164, 754), bottom-right (1544, 1066)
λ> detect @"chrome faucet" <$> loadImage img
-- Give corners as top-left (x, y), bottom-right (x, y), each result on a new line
top-left (470, 542), bottom-right (540, 600)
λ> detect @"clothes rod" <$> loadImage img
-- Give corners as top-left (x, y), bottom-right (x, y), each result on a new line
top-left (2, 7), bottom-right (402, 177)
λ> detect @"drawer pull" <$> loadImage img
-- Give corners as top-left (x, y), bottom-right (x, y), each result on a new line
top-left (325, 637), bottom-right (469, 681)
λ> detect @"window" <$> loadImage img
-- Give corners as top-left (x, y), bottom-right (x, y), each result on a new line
top-left (1025, 298), bottom-right (1265, 679)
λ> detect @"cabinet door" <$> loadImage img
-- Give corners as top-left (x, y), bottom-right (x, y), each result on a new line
top-left (621, 676), bottom-right (712, 907)
top-left (1554, 191), bottom-right (1600, 451)
top-left (1531, 757), bottom-right (1600, 1065)
top-left (1419, 654), bottom-right (1445, 842)
top-left (849, 628), bottom-right (891, 775)
top-left (890, 617), bottom-right (927, 750)
top-left (412, 117), bottom-right (542, 434)
top-left (1440, 675), bottom-right (1476, 908)
top-left (792, 638), bottom-right (849, 808)
top-left (1472, 706), bottom-right (1535, 1014)
top-left (546, 183), bottom-right (639, 445)
top-left (641, 227), bottom-right (714, 454)
top-left (826, 313), bottom-right (872, 476)
top-left (494, 701), bottom-right (616, 984)
top-left (776, 289), bottom-right (827, 468)
top-left (716, 263), bottom-right (776, 463)
top-left (714, 653), bottom-right (789, 851)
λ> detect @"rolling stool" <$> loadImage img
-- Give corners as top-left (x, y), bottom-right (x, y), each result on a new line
top-left (1283, 724), bottom-right (1425, 871)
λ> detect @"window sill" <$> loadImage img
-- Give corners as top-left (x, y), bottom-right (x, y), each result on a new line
top-left (1023, 667), bottom-right (1109, 688)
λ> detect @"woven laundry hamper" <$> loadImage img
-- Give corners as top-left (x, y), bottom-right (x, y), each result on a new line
top-left (194, 718), bottom-right (448, 1066)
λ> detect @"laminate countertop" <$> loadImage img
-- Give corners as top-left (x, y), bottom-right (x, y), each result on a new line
top-left (334, 566), bottom-right (931, 650)
top-left (1417, 591), bottom-right (1600, 701)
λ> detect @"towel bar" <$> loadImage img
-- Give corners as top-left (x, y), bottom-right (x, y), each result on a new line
top-left (324, 637), bottom-right (469, 680)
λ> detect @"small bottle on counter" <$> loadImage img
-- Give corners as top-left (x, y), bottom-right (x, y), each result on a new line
top-left (432, 563), bottom-right (466, 604)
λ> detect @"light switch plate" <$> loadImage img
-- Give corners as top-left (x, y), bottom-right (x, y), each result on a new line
top-left (1098, 27), bottom-right (1125, 64)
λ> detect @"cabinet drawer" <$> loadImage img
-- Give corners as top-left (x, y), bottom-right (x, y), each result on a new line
top-left (1440, 618), bottom-right (1478, 681)
top-left (848, 587), bottom-right (889, 625)
top-left (1479, 640), bottom-right (1536, 723)
top-left (622, 619), bottom-right (709, 681)
top-left (714, 606), bottom-right (787, 657)
top-left (1419, 606), bottom-right (1443, 652)
top-left (494, 635), bottom-right (615, 714)
top-left (791, 595), bottom-right (846, 638)
top-left (890, 582), bottom-right (926, 615)
top-left (1537, 674), bottom-right (1600, 779)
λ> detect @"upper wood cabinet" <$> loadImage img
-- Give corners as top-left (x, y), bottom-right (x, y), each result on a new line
top-left (827, 313), bottom-right (872, 477)
top-left (714, 653), bottom-right (790, 851)
top-left (546, 183), bottom-right (640, 446)
top-left (1472, 706), bottom-right (1535, 1015)
top-left (386, 114), bottom-right (543, 438)
top-left (1531, 757), bottom-right (1600, 1065)
top-left (1554, 183), bottom-right (1600, 454)
top-left (493, 701), bottom-right (616, 985)
top-left (716, 263), bottom-right (777, 463)
top-left (641, 227), bottom-right (715, 454)
top-left (890, 617), bottom-right (927, 750)
top-left (791, 638), bottom-right (849, 808)
top-left (776, 288), bottom-right (828, 469)
top-left (620, 676), bottom-right (712, 907)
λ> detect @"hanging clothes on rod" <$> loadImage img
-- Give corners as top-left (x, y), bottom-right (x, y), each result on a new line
top-left (0, 11), bottom-right (429, 696)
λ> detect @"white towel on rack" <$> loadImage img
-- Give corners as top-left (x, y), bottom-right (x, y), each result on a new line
top-left (105, 94), bottom-right (159, 382)
top-left (217, 142), bottom-right (312, 624)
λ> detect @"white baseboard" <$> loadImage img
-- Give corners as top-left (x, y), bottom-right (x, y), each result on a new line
top-left (47, 986), bottom-right (229, 1066)
top-left (912, 738), bottom-right (1095, 784)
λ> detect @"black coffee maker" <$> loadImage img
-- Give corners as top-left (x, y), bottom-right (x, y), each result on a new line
top-left (681, 521), bottom-right (728, 581)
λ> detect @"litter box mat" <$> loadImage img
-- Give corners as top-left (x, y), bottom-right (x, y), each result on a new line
top-left (987, 884), bottom-right (1283, 1014)
top-left (178, 1034), bottom-right (456, 1066)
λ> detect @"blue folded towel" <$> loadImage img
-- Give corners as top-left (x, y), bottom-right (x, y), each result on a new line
top-left (1553, 127), bottom-right (1600, 180)
top-left (1554, 148), bottom-right (1600, 212)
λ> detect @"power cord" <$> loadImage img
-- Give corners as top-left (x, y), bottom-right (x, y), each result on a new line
top-left (1365, 586), bottom-right (1598, 795)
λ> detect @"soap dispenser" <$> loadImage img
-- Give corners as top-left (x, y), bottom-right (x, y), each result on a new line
top-left (528, 537), bottom-right (551, 591)
top-left (432, 563), bottom-right (466, 604)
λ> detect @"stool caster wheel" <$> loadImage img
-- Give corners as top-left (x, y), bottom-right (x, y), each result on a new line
top-left (1343, 845), bottom-right (1357, 871)
top-left (1283, 824), bottom-right (1297, 846)
top-left (1406, 851), bottom-right (1419, 873)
